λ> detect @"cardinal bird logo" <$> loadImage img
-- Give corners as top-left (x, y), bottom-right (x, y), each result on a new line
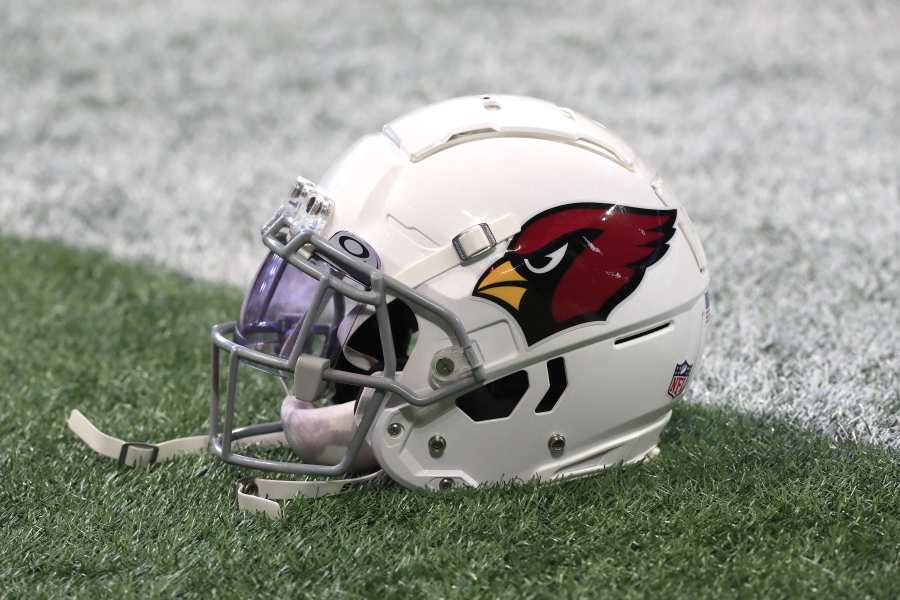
top-left (473, 203), bottom-right (678, 345)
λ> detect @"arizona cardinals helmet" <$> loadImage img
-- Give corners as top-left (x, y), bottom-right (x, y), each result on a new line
top-left (68, 95), bottom-right (710, 516)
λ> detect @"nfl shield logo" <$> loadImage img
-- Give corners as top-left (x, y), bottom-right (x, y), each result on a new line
top-left (667, 361), bottom-right (693, 398)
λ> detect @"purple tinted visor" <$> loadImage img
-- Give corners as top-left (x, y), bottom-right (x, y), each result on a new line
top-left (236, 252), bottom-right (358, 362)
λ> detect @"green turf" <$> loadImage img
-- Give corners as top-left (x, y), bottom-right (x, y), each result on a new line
top-left (1, 235), bottom-right (898, 599)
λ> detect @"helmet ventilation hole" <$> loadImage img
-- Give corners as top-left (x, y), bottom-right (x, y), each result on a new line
top-left (534, 357), bottom-right (567, 414)
top-left (456, 370), bottom-right (528, 422)
top-left (614, 322), bottom-right (672, 346)
top-left (482, 97), bottom-right (502, 111)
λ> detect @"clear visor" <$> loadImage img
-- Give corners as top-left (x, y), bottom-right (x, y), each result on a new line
top-left (235, 252), bottom-right (357, 363)
top-left (234, 232), bottom-right (420, 406)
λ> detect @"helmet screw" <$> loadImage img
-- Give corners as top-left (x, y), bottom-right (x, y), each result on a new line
top-left (434, 357), bottom-right (455, 377)
top-left (548, 433), bottom-right (566, 457)
top-left (387, 422), bottom-right (403, 437)
top-left (429, 435), bottom-right (447, 457)
top-left (438, 477), bottom-right (454, 490)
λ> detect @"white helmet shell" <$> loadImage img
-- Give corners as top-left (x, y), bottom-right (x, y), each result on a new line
top-left (300, 95), bottom-right (710, 490)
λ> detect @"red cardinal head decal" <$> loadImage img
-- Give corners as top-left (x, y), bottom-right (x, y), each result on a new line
top-left (473, 203), bottom-right (677, 345)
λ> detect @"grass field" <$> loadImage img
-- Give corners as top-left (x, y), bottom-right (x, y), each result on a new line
top-left (2, 235), bottom-right (898, 598)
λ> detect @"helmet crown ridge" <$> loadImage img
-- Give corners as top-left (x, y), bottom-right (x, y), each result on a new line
top-left (382, 94), bottom-right (636, 167)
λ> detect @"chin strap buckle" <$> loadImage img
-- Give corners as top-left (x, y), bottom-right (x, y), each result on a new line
top-left (118, 442), bottom-right (160, 468)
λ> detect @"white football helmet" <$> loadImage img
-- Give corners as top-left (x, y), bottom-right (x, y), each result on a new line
top-left (69, 95), bottom-right (710, 516)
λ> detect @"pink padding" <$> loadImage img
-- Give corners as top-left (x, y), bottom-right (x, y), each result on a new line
top-left (280, 395), bottom-right (377, 472)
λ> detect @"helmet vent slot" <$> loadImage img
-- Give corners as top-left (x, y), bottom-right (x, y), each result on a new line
top-left (445, 128), bottom-right (497, 144)
top-left (414, 129), bottom-right (633, 168)
top-left (456, 370), bottom-right (529, 422)
top-left (534, 357), bottom-right (567, 414)
top-left (614, 322), bottom-right (671, 346)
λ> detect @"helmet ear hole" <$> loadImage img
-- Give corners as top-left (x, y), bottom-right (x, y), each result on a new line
top-left (456, 370), bottom-right (529, 422)
top-left (331, 300), bottom-right (419, 404)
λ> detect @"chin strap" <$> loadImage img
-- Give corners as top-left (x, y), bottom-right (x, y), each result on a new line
top-left (66, 409), bottom-right (384, 519)
top-left (68, 409), bottom-right (212, 467)
top-left (235, 471), bottom-right (386, 518)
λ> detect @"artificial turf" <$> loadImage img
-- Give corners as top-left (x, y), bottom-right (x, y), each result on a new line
top-left (1, 235), bottom-right (898, 598)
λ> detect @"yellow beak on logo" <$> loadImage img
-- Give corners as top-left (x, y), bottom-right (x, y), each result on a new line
top-left (475, 260), bottom-right (527, 311)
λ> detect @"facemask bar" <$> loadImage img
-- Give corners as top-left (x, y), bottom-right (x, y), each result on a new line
top-left (210, 212), bottom-right (487, 477)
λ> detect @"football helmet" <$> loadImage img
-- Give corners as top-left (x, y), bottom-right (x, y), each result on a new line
top-left (69, 95), bottom-right (710, 516)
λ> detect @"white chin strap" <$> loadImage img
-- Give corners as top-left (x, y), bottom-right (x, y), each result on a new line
top-left (234, 471), bottom-right (385, 518)
top-left (66, 409), bottom-right (385, 519)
